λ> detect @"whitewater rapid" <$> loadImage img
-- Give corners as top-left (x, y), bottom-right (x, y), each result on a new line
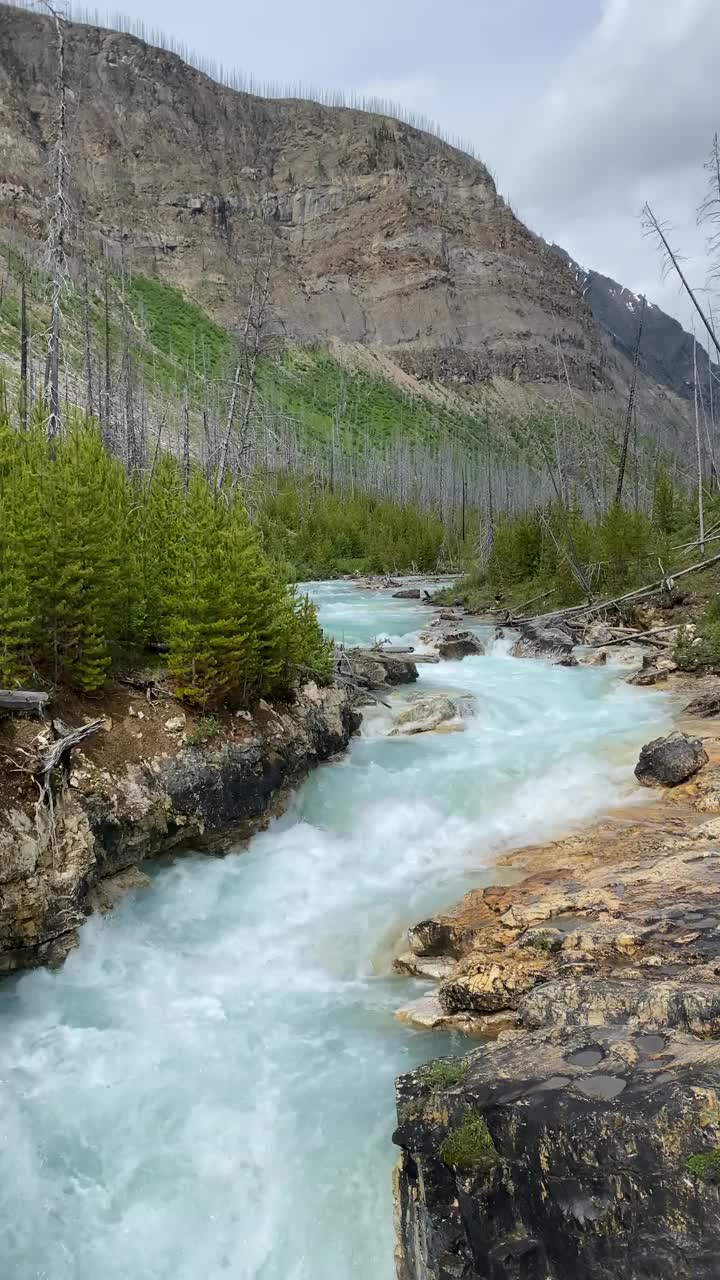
top-left (0, 583), bottom-right (671, 1279)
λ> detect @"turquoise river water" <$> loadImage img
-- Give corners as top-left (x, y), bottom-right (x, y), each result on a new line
top-left (0, 583), bottom-right (671, 1279)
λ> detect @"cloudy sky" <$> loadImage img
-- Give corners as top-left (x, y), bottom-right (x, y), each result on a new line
top-left (73, 0), bottom-right (719, 335)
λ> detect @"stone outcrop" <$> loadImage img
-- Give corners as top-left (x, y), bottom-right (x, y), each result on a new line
top-left (394, 1029), bottom-right (720, 1280)
top-left (393, 730), bottom-right (720, 1277)
top-left (635, 732), bottom-right (709, 787)
top-left (0, 682), bottom-right (357, 974)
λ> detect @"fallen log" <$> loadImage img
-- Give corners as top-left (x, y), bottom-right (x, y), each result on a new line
top-left (522, 550), bottom-right (720, 626)
top-left (0, 689), bottom-right (49, 716)
top-left (586, 624), bottom-right (680, 649)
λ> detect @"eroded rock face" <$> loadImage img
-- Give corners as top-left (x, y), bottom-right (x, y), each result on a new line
top-left (0, 683), bottom-right (357, 974)
top-left (635, 733), bottom-right (708, 787)
top-left (394, 1028), bottom-right (720, 1280)
top-left (393, 738), bottom-right (720, 1279)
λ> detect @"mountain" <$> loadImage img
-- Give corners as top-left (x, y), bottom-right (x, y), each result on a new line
top-left (0, 2), bottom-right (708, 455)
top-left (551, 245), bottom-right (717, 403)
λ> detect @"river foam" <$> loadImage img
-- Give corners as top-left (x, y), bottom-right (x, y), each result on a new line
top-left (0, 582), bottom-right (671, 1279)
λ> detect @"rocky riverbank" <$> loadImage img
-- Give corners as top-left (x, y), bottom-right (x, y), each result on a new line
top-left (0, 681), bottom-right (361, 975)
top-left (392, 655), bottom-right (720, 1277)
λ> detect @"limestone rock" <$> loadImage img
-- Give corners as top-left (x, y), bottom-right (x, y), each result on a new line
top-left (519, 975), bottom-right (720, 1037)
top-left (389, 695), bottom-right (460, 737)
top-left (439, 953), bottom-right (551, 1015)
top-left (394, 992), bottom-right (516, 1037)
top-left (635, 733), bottom-right (708, 787)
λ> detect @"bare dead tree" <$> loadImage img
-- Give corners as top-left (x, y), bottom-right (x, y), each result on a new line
top-left (217, 236), bottom-right (273, 491)
top-left (694, 336), bottom-right (705, 553)
top-left (40, 0), bottom-right (69, 439)
top-left (698, 133), bottom-right (720, 287)
top-left (642, 203), bottom-right (720, 360)
top-left (616, 294), bottom-right (646, 503)
top-left (82, 252), bottom-right (94, 418)
top-left (20, 268), bottom-right (29, 427)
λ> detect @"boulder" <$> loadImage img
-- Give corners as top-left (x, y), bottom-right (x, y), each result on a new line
top-left (635, 733), bottom-right (708, 787)
top-left (437, 631), bottom-right (484, 661)
top-left (392, 588), bottom-right (421, 599)
top-left (394, 991), bottom-right (516, 1037)
top-left (511, 621), bottom-right (574, 660)
top-left (685, 688), bottom-right (720, 718)
top-left (439, 953), bottom-right (552, 1015)
top-left (389, 694), bottom-right (460, 737)
top-left (343, 649), bottom-right (419, 688)
top-left (394, 1027), bottom-right (720, 1280)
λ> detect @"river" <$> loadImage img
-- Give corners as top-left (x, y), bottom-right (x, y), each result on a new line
top-left (0, 583), bottom-right (671, 1279)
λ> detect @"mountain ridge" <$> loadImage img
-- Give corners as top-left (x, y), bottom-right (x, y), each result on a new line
top-left (0, 2), bottom-right (709, 456)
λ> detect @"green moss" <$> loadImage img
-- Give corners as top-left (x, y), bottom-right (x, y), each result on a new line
top-left (398, 1097), bottom-right (426, 1124)
top-left (418, 1058), bottom-right (469, 1090)
top-left (440, 1109), bottom-right (498, 1172)
top-left (687, 1149), bottom-right (720, 1182)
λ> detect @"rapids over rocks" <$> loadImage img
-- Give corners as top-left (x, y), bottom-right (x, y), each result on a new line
top-left (0, 582), bottom-right (671, 1280)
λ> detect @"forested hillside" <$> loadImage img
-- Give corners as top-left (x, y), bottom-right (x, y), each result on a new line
top-left (0, 0), bottom-right (719, 704)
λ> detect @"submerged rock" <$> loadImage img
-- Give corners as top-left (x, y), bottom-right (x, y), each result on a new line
top-left (394, 1027), bottom-right (720, 1280)
top-left (635, 733), bottom-right (708, 787)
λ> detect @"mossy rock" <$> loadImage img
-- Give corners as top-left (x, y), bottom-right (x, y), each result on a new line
top-left (687, 1149), bottom-right (720, 1183)
top-left (440, 1109), bottom-right (498, 1173)
top-left (418, 1058), bottom-right (469, 1090)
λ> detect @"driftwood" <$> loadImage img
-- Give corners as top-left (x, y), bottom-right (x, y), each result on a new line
top-left (0, 689), bottom-right (49, 716)
top-left (587, 624), bottom-right (680, 650)
top-left (525, 551), bottom-right (720, 627)
top-left (34, 718), bottom-right (104, 781)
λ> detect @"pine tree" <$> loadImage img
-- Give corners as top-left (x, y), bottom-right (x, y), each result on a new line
top-left (0, 498), bottom-right (32, 687)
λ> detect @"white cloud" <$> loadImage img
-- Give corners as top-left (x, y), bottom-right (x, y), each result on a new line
top-left (493, 0), bottom-right (720, 335)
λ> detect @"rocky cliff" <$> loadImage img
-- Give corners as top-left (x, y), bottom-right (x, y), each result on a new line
top-left (0, 3), bottom-right (700, 440)
top-left (0, 682), bottom-right (356, 973)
